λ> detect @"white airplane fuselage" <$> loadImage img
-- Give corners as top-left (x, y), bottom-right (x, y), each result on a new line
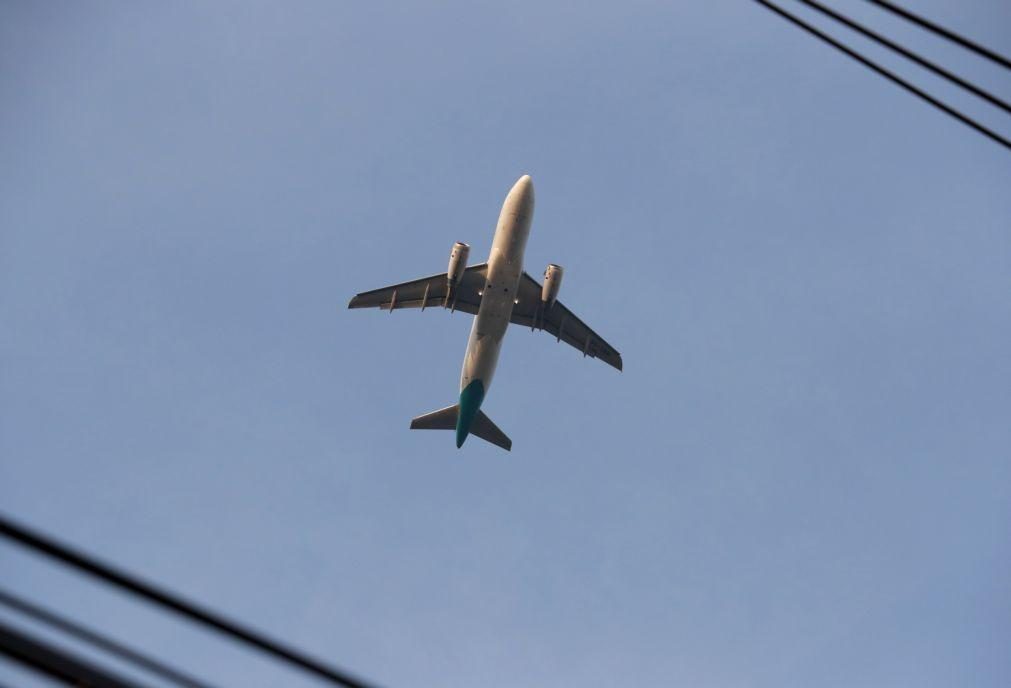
top-left (455, 175), bottom-right (534, 446)
top-left (349, 171), bottom-right (622, 450)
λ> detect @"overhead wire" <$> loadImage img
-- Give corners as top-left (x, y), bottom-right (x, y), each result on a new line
top-left (862, 0), bottom-right (1011, 70)
top-left (0, 618), bottom-right (148, 688)
top-left (0, 513), bottom-right (381, 688)
top-left (751, 0), bottom-right (1011, 151)
top-left (795, 0), bottom-right (1011, 115)
top-left (0, 588), bottom-right (218, 688)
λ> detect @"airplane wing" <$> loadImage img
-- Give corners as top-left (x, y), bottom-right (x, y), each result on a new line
top-left (511, 272), bottom-right (623, 371)
top-left (348, 263), bottom-right (488, 314)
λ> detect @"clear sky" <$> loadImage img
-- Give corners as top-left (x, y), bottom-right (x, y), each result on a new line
top-left (2, 2), bottom-right (1009, 686)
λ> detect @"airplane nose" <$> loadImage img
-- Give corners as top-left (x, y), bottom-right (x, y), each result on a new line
top-left (509, 174), bottom-right (535, 214)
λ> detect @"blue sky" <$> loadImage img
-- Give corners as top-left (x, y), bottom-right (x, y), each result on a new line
top-left (1, 2), bottom-right (1009, 686)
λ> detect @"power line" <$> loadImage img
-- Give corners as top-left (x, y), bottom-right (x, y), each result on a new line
top-left (0, 619), bottom-right (148, 688)
top-left (0, 513), bottom-right (381, 688)
top-left (796, 0), bottom-right (1011, 115)
top-left (751, 0), bottom-right (1011, 151)
top-left (0, 588), bottom-right (218, 688)
top-left (862, 0), bottom-right (1011, 70)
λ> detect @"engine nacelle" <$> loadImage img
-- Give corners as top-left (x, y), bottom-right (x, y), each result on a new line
top-left (447, 242), bottom-right (470, 286)
top-left (541, 264), bottom-right (563, 305)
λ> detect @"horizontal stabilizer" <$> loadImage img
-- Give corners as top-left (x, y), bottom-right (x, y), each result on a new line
top-left (409, 404), bottom-right (512, 451)
top-left (410, 405), bottom-right (458, 430)
top-left (471, 411), bottom-right (512, 451)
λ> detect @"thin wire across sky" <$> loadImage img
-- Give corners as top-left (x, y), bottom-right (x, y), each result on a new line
top-left (0, 513), bottom-right (382, 688)
top-left (754, 0), bottom-right (1011, 151)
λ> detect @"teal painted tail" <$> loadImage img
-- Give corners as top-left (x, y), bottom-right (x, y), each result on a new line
top-left (409, 383), bottom-right (511, 451)
top-left (455, 381), bottom-right (485, 448)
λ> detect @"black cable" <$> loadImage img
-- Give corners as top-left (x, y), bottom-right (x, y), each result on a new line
top-left (0, 618), bottom-right (149, 688)
top-left (797, 0), bottom-right (1011, 115)
top-left (862, 0), bottom-right (1011, 70)
top-left (0, 514), bottom-right (381, 688)
top-left (0, 588), bottom-right (218, 688)
top-left (752, 0), bottom-right (1011, 151)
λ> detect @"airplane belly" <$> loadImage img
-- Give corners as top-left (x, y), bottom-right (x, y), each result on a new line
top-left (459, 178), bottom-right (534, 393)
top-left (460, 278), bottom-right (515, 391)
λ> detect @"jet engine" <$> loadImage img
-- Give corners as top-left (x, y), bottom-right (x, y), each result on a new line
top-left (447, 242), bottom-right (470, 286)
top-left (541, 264), bottom-right (563, 305)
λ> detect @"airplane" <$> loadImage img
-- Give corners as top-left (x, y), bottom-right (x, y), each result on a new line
top-left (348, 175), bottom-right (621, 451)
